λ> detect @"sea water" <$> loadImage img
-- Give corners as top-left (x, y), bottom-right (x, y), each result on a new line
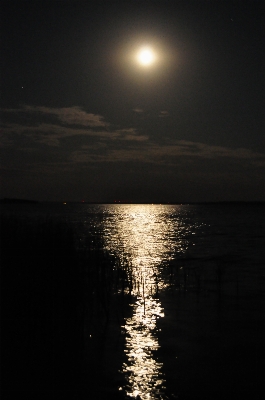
top-left (2, 202), bottom-right (264, 290)
top-left (1, 202), bottom-right (264, 399)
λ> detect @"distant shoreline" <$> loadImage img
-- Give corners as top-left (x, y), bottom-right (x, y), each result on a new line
top-left (1, 198), bottom-right (264, 205)
top-left (0, 198), bottom-right (39, 204)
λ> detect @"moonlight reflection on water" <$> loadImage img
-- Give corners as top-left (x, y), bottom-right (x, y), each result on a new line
top-left (102, 205), bottom-right (190, 399)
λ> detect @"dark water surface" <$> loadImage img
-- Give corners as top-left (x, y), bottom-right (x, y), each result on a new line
top-left (1, 203), bottom-right (264, 399)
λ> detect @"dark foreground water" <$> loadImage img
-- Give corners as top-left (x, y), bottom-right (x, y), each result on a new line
top-left (1, 203), bottom-right (265, 399)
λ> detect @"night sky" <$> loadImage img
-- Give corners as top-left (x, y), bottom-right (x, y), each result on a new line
top-left (1, 0), bottom-right (264, 203)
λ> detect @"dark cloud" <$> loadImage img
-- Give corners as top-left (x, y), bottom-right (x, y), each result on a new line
top-left (1, 106), bottom-right (264, 172)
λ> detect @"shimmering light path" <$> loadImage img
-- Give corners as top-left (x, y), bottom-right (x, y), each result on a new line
top-left (102, 205), bottom-right (192, 399)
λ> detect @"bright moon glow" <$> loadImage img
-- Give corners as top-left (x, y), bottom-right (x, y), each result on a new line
top-left (137, 47), bottom-right (156, 66)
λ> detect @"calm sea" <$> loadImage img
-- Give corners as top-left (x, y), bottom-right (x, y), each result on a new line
top-left (2, 202), bottom-right (264, 278)
top-left (1, 202), bottom-right (264, 399)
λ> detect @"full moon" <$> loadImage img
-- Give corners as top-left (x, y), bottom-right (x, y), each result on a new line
top-left (137, 47), bottom-right (156, 66)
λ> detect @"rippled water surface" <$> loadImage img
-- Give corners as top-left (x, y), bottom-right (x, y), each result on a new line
top-left (83, 203), bottom-right (264, 399)
top-left (2, 202), bottom-right (264, 399)
top-left (101, 205), bottom-right (195, 399)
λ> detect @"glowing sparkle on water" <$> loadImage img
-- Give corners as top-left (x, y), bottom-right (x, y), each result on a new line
top-left (102, 204), bottom-right (188, 399)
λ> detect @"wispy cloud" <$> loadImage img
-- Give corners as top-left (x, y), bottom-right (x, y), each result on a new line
top-left (69, 139), bottom-right (265, 166)
top-left (160, 140), bottom-right (256, 159)
top-left (1, 105), bottom-right (147, 147)
top-left (132, 108), bottom-right (144, 114)
top-left (1, 105), bottom-right (264, 169)
top-left (115, 128), bottom-right (148, 142)
top-left (2, 105), bottom-right (107, 128)
top-left (1, 122), bottom-right (112, 147)
top-left (159, 110), bottom-right (170, 118)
